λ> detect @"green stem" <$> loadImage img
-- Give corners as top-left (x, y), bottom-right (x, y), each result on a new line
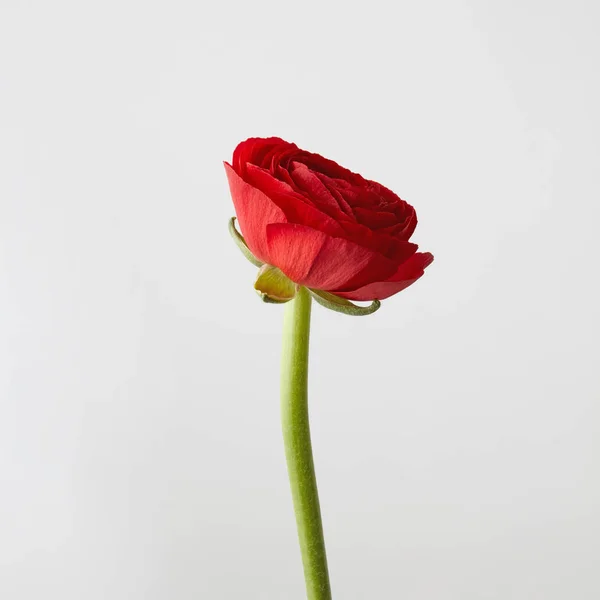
top-left (280, 286), bottom-right (332, 600)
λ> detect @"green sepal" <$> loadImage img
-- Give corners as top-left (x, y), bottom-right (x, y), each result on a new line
top-left (255, 264), bottom-right (298, 303)
top-left (228, 217), bottom-right (263, 267)
top-left (309, 289), bottom-right (381, 316)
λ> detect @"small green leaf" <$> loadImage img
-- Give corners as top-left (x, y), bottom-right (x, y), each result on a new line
top-left (255, 265), bottom-right (297, 303)
top-left (228, 217), bottom-right (263, 267)
top-left (309, 289), bottom-right (381, 316)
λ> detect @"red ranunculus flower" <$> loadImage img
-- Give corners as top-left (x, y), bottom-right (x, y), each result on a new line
top-left (225, 137), bottom-right (433, 301)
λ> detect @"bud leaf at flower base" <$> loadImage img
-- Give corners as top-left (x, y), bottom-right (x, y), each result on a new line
top-left (309, 289), bottom-right (381, 316)
top-left (228, 217), bottom-right (263, 267)
top-left (254, 264), bottom-right (298, 303)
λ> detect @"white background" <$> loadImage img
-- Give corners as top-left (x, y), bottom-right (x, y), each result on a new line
top-left (1, 1), bottom-right (599, 598)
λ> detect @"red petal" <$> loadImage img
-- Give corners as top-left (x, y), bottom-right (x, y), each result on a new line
top-left (315, 173), bottom-right (355, 218)
top-left (266, 223), bottom-right (397, 291)
top-left (289, 162), bottom-right (351, 220)
top-left (224, 162), bottom-right (287, 262)
top-left (245, 165), bottom-right (345, 237)
top-left (298, 150), bottom-right (366, 186)
top-left (335, 252), bottom-right (434, 301)
top-left (232, 137), bottom-right (295, 174)
top-left (339, 220), bottom-right (418, 262)
top-left (380, 210), bottom-right (417, 241)
top-left (353, 206), bottom-right (399, 228)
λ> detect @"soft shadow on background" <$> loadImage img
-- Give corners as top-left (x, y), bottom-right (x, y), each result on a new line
top-left (1, 1), bottom-right (598, 599)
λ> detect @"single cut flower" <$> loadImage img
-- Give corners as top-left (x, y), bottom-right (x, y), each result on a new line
top-left (225, 137), bottom-right (436, 599)
top-left (225, 137), bottom-right (433, 306)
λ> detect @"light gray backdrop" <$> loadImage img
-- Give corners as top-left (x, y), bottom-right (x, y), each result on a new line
top-left (1, 1), bottom-right (599, 598)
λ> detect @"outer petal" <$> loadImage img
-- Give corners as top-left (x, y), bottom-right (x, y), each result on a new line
top-left (224, 162), bottom-right (286, 262)
top-left (266, 223), bottom-right (398, 291)
top-left (245, 165), bottom-right (345, 237)
top-left (335, 252), bottom-right (434, 301)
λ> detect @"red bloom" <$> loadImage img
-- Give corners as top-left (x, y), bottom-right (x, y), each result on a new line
top-left (225, 137), bottom-right (433, 301)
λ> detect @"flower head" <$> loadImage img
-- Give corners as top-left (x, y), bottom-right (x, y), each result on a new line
top-left (226, 137), bottom-right (433, 303)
